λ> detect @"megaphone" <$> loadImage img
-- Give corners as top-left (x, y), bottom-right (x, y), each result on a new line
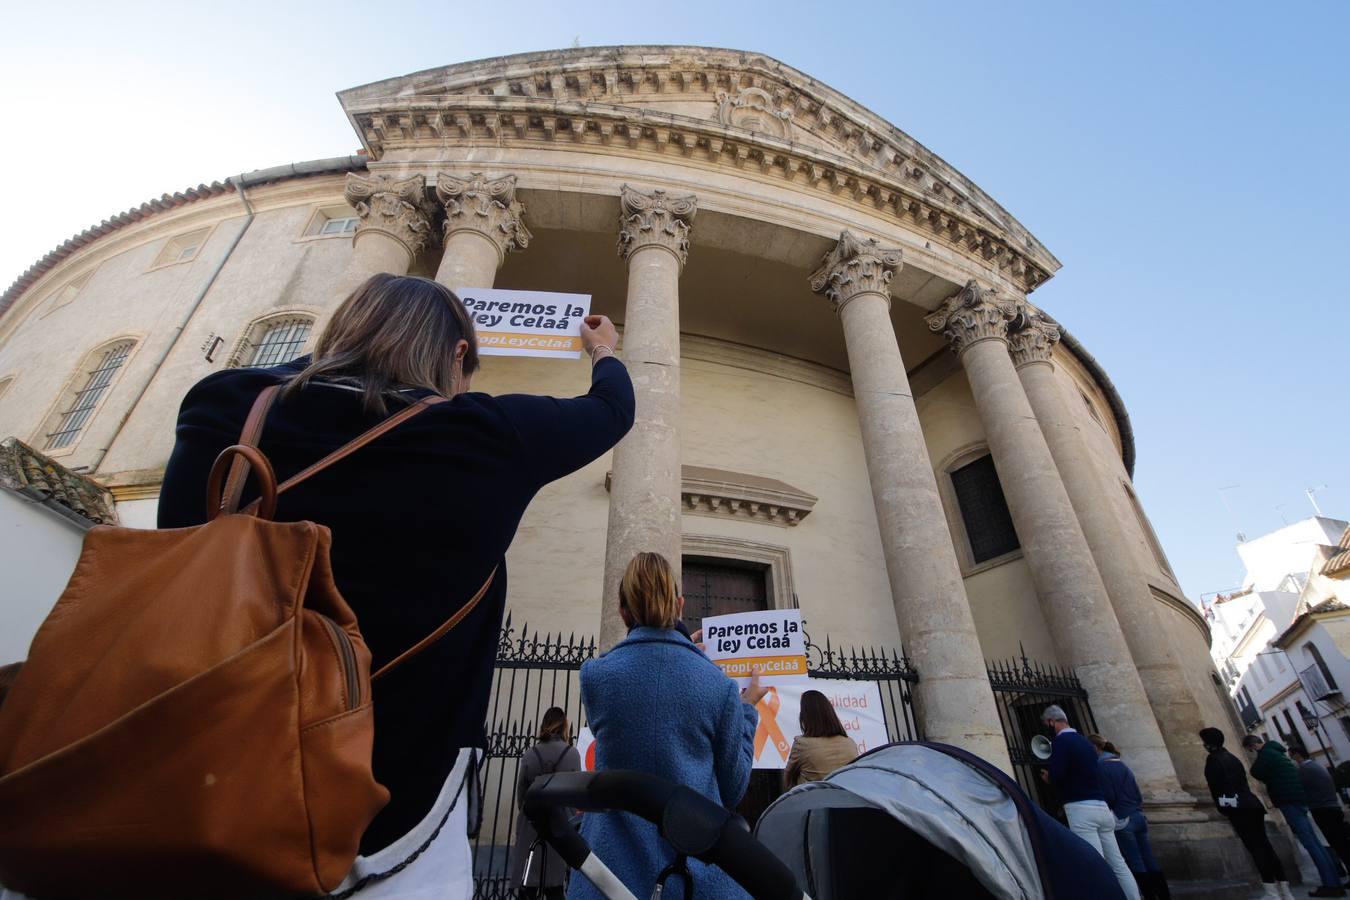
top-left (1030, 734), bottom-right (1053, 761)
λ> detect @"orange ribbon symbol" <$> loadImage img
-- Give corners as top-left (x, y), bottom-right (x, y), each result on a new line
top-left (753, 688), bottom-right (791, 763)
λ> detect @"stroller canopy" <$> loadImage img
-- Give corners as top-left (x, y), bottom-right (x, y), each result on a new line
top-left (754, 742), bottom-right (1126, 900)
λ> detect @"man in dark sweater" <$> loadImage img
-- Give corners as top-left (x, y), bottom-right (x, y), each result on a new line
top-left (1040, 705), bottom-right (1140, 900)
top-left (1291, 745), bottom-right (1350, 872)
top-left (1244, 735), bottom-right (1344, 896)
top-left (1199, 727), bottom-right (1287, 897)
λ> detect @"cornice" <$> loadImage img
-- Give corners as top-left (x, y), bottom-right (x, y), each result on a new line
top-left (1149, 584), bottom-right (1213, 647)
top-left (341, 93), bottom-right (1053, 294)
top-left (605, 464), bottom-right (817, 527)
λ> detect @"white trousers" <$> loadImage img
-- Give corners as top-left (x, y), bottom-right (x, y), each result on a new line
top-left (1064, 800), bottom-right (1141, 900)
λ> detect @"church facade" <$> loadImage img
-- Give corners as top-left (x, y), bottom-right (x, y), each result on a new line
top-left (0, 47), bottom-right (1256, 891)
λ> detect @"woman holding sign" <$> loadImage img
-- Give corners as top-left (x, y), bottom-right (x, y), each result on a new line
top-left (783, 690), bottom-right (858, 789)
top-left (157, 274), bottom-right (633, 896)
top-left (573, 552), bottom-right (766, 900)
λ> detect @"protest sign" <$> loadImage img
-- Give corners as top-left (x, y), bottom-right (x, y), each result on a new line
top-left (751, 679), bottom-right (888, 770)
top-left (457, 287), bottom-right (591, 359)
top-left (577, 727), bottom-right (597, 772)
top-left (702, 609), bottom-right (807, 687)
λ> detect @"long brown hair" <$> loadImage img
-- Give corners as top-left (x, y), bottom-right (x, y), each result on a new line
top-left (799, 689), bottom-right (848, 739)
top-left (281, 273), bottom-right (479, 414)
top-left (619, 552), bottom-right (682, 629)
top-left (537, 706), bottom-right (569, 741)
top-left (1088, 733), bottom-right (1121, 755)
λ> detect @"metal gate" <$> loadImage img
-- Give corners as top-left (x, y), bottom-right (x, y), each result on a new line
top-left (986, 647), bottom-right (1097, 812)
top-left (470, 618), bottom-right (919, 899)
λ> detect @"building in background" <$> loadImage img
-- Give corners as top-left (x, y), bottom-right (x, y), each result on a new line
top-left (0, 46), bottom-right (1256, 895)
top-left (1209, 517), bottom-right (1350, 764)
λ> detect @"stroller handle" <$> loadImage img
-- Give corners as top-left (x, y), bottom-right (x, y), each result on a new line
top-left (523, 770), bottom-right (806, 900)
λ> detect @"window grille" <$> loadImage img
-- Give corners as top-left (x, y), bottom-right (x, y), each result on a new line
top-left (45, 342), bottom-right (133, 450)
top-left (245, 317), bottom-right (313, 368)
top-left (1300, 662), bottom-right (1339, 701)
top-left (951, 454), bottom-right (1020, 564)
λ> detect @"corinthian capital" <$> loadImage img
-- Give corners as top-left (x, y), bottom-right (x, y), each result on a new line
top-left (436, 172), bottom-right (532, 263)
top-left (925, 280), bottom-right (1018, 356)
top-left (808, 231), bottom-right (903, 312)
top-left (617, 185), bottom-right (697, 267)
top-left (1008, 309), bottom-right (1061, 368)
top-left (343, 173), bottom-right (436, 258)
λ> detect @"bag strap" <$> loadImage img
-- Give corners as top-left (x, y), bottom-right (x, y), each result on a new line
top-left (371, 567), bottom-right (496, 681)
top-left (211, 383), bottom-right (447, 519)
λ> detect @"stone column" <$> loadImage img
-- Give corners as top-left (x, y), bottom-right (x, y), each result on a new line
top-left (339, 173), bottom-right (435, 291)
top-left (809, 233), bottom-right (1010, 770)
top-left (1009, 314), bottom-right (1213, 795)
top-left (434, 173), bottom-right (532, 290)
top-left (926, 281), bottom-right (1187, 799)
top-left (600, 186), bottom-right (696, 650)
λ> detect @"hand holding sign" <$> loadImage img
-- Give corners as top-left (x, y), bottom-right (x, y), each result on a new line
top-left (702, 610), bottom-right (807, 687)
top-left (580, 315), bottom-right (618, 359)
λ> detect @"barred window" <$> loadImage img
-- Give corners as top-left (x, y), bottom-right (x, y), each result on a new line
top-left (45, 341), bottom-right (134, 451)
top-left (950, 454), bottom-right (1020, 564)
top-left (241, 317), bottom-right (313, 368)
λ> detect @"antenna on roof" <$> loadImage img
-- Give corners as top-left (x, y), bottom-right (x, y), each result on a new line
top-left (1307, 485), bottom-right (1328, 517)
top-left (1220, 484), bottom-right (1246, 543)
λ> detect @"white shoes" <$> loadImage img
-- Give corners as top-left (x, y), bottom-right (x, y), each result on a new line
top-left (1277, 882), bottom-right (1296, 900)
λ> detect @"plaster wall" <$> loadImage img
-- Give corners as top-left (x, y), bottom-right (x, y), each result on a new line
top-left (0, 490), bottom-right (84, 664)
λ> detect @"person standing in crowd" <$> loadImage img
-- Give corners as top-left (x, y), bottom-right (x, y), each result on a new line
top-left (158, 274), bottom-right (634, 896)
top-left (783, 690), bottom-right (858, 789)
top-left (1290, 746), bottom-right (1350, 873)
top-left (1243, 735), bottom-right (1345, 897)
top-left (1089, 735), bottom-right (1171, 900)
top-left (1038, 706), bottom-right (1140, 900)
top-left (1199, 728), bottom-right (1290, 899)
top-left (572, 552), bottom-right (762, 900)
top-left (510, 707), bottom-right (581, 900)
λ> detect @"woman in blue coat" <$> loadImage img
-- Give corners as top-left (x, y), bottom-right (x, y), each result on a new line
top-left (571, 552), bottom-right (763, 900)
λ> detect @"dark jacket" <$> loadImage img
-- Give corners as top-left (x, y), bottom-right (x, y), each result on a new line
top-left (1297, 759), bottom-right (1341, 809)
top-left (1203, 746), bottom-right (1265, 813)
top-left (1249, 740), bottom-right (1308, 807)
top-left (1047, 729), bottom-right (1106, 804)
top-left (509, 738), bottom-right (581, 888)
top-left (573, 627), bottom-right (758, 900)
top-left (158, 355), bottom-right (634, 852)
top-left (1098, 753), bottom-right (1144, 820)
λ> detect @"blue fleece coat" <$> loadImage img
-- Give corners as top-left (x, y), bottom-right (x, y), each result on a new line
top-left (570, 627), bottom-right (758, 900)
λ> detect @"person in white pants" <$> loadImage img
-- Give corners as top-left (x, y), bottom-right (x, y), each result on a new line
top-left (1040, 705), bottom-right (1141, 900)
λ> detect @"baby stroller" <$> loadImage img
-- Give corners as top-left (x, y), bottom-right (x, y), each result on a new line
top-left (754, 742), bottom-right (1127, 900)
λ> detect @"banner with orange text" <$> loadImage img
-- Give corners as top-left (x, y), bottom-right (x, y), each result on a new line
top-left (457, 287), bottom-right (591, 359)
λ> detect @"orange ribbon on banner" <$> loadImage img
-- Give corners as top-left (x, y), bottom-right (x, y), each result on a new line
top-left (753, 688), bottom-right (791, 763)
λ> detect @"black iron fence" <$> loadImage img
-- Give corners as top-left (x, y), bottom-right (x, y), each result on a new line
top-left (471, 618), bottom-right (918, 899)
top-left (986, 647), bottom-right (1097, 812)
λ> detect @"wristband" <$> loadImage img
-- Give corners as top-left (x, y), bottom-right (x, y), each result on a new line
top-left (589, 344), bottom-right (614, 362)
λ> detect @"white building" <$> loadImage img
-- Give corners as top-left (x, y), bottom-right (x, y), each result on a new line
top-left (1209, 516), bottom-right (1350, 766)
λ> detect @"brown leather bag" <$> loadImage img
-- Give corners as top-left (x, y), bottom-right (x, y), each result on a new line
top-left (0, 385), bottom-right (494, 899)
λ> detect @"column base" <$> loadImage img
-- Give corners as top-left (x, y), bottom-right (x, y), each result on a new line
top-left (1144, 801), bottom-right (1301, 897)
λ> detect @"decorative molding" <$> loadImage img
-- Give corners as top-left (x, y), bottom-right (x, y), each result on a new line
top-left (108, 482), bottom-right (161, 502)
top-left (617, 185), bottom-right (697, 266)
top-left (808, 230), bottom-right (902, 312)
top-left (1149, 584), bottom-right (1213, 647)
top-left (343, 172), bottom-right (435, 258)
top-left (0, 437), bottom-right (118, 527)
top-left (682, 533), bottom-right (796, 608)
top-left (434, 172), bottom-right (532, 264)
top-left (681, 333), bottom-right (853, 397)
top-left (715, 87), bottom-right (793, 139)
top-left (934, 441), bottom-right (1024, 577)
top-left (342, 86), bottom-right (1052, 292)
top-left (1008, 308), bottom-right (1061, 369)
top-left (606, 464), bottom-right (817, 528)
top-left (925, 279), bottom-right (1018, 356)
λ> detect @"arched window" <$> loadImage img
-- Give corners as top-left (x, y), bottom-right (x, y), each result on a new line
top-left (1305, 643), bottom-right (1338, 691)
top-left (44, 340), bottom-right (136, 451)
top-left (232, 315), bottom-right (314, 368)
top-left (1123, 481), bottom-right (1177, 581)
top-left (950, 453), bottom-right (1020, 564)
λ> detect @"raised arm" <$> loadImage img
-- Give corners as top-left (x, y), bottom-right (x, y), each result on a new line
top-left (713, 676), bottom-right (759, 807)
top-left (497, 315), bottom-right (636, 487)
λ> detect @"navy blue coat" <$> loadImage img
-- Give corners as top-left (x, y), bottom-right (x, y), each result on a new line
top-left (572, 627), bottom-right (757, 900)
top-left (158, 355), bottom-right (633, 852)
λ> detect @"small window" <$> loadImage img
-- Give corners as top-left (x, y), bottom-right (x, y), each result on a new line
top-left (950, 454), bottom-right (1020, 564)
top-left (44, 341), bottom-right (135, 451)
top-left (1079, 390), bottom-right (1105, 428)
top-left (233, 316), bottom-right (314, 368)
top-left (304, 205), bottom-right (362, 238)
top-left (150, 228), bottom-right (210, 269)
top-left (1306, 644), bottom-right (1338, 691)
top-left (1124, 482), bottom-right (1177, 580)
top-left (39, 272), bottom-right (92, 319)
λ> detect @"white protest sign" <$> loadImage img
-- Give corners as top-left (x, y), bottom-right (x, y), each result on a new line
top-left (457, 287), bottom-right (591, 359)
top-left (577, 727), bottom-right (598, 772)
top-left (702, 609), bottom-right (807, 687)
top-left (750, 679), bottom-right (889, 770)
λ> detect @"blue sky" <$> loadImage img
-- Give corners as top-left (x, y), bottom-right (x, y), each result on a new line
top-left (1, 1), bottom-right (1346, 598)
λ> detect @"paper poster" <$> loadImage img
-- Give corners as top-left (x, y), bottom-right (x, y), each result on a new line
top-left (751, 679), bottom-right (889, 770)
top-left (457, 287), bottom-right (591, 359)
top-left (577, 727), bottom-right (597, 772)
top-left (702, 609), bottom-right (807, 687)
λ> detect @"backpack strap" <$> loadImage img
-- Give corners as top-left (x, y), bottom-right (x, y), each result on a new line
top-left (371, 566), bottom-right (496, 681)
